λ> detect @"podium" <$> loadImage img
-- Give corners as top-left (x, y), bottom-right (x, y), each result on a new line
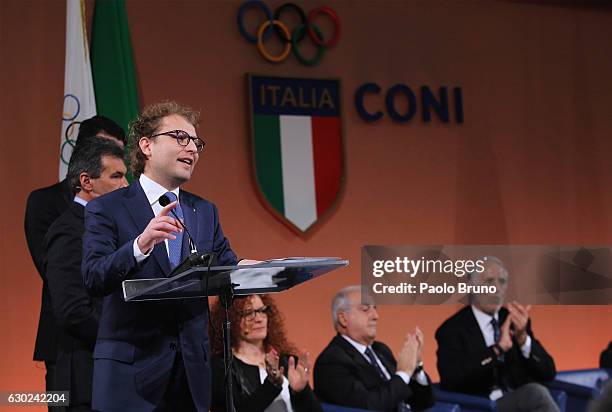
top-left (122, 257), bottom-right (348, 301)
top-left (121, 256), bottom-right (348, 411)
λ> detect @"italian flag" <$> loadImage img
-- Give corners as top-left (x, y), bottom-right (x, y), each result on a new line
top-left (250, 76), bottom-right (343, 233)
top-left (91, 0), bottom-right (139, 138)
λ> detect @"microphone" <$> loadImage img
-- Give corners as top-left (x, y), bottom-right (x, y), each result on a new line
top-left (158, 195), bottom-right (217, 291)
top-left (159, 194), bottom-right (197, 254)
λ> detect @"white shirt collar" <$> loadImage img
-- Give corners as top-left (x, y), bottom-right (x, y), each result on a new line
top-left (139, 173), bottom-right (180, 207)
top-left (341, 334), bottom-right (370, 356)
top-left (73, 195), bottom-right (88, 207)
top-left (471, 305), bottom-right (499, 331)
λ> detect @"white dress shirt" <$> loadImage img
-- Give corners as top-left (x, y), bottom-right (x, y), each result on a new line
top-left (73, 195), bottom-right (88, 207)
top-left (132, 173), bottom-right (180, 261)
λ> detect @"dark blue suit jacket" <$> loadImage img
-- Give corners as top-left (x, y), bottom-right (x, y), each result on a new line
top-left (82, 180), bottom-right (237, 412)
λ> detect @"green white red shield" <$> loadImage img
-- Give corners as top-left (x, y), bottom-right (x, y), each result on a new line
top-left (248, 74), bottom-right (344, 234)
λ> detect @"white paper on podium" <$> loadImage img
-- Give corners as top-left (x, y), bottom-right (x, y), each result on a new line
top-left (122, 256), bottom-right (349, 301)
top-left (230, 258), bottom-right (337, 290)
top-left (231, 267), bottom-right (285, 289)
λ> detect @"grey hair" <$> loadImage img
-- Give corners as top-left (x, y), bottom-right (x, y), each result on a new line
top-left (467, 256), bottom-right (508, 282)
top-left (468, 256), bottom-right (509, 304)
top-left (67, 139), bottom-right (125, 194)
top-left (331, 285), bottom-right (363, 329)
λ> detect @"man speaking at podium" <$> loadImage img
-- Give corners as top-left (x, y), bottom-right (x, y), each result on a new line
top-left (82, 101), bottom-right (238, 411)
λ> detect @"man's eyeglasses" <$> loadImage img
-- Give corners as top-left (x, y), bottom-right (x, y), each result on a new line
top-left (150, 129), bottom-right (205, 153)
top-left (240, 305), bottom-right (270, 321)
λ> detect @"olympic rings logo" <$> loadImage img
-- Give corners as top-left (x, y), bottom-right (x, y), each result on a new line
top-left (60, 121), bottom-right (80, 166)
top-left (60, 94), bottom-right (82, 166)
top-left (237, 1), bottom-right (340, 66)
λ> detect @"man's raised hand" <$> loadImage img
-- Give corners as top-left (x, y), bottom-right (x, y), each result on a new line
top-left (137, 201), bottom-right (182, 253)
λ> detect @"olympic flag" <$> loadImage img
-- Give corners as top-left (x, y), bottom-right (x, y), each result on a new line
top-left (59, 0), bottom-right (97, 180)
top-left (248, 75), bottom-right (344, 234)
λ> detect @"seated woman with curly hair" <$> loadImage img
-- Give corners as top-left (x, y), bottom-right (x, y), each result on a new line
top-left (209, 294), bottom-right (322, 412)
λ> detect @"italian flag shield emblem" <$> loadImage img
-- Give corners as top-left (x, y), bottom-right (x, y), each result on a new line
top-left (248, 74), bottom-right (344, 234)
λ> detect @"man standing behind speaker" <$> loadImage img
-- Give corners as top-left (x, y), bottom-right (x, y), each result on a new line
top-left (24, 116), bottom-right (125, 399)
top-left (44, 140), bottom-right (127, 411)
top-left (82, 101), bottom-right (239, 412)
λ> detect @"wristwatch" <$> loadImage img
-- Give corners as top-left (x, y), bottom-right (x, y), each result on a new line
top-left (412, 361), bottom-right (424, 376)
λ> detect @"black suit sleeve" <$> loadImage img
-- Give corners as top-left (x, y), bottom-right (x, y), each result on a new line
top-left (314, 350), bottom-right (415, 410)
top-left (25, 189), bottom-right (59, 277)
top-left (514, 326), bottom-right (556, 383)
top-left (44, 217), bottom-right (98, 345)
top-left (290, 384), bottom-right (323, 412)
top-left (406, 373), bottom-right (435, 411)
top-left (601, 342), bottom-right (612, 368)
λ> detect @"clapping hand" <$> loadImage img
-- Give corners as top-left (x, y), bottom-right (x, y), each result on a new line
top-left (498, 316), bottom-right (513, 353)
top-left (507, 301), bottom-right (531, 346)
top-left (397, 333), bottom-right (419, 375)
top-left (265, 349), bottom-right (284, 387)
top-left (288, 351), bottom-right (311, 392)
top-left (415, 326), bottom-right (424, 363)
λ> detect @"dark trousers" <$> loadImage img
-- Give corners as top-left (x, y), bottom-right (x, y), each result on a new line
top-left (66, 406), bottom-right (92, 412)
top-left (45, 360), bottom-right (56, 391)
top-left (44, 361), bottom-right (64, 412)
top-left (154, 353), bottom-right (196, 412)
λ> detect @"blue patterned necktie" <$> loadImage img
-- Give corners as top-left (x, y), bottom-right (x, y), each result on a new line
top-left (164, 191), bottom-right (183, 270)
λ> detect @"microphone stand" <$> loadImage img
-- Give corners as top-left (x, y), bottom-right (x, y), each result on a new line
top-left (219, 286), bottom-right (235, 412)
